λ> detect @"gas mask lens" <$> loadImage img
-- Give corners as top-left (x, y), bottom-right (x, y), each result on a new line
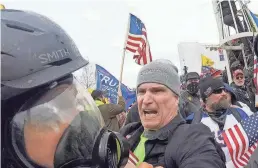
top-left (11, 77), bottom-right (105, 168)
top-left (10, 77), bottom-right (129, 168)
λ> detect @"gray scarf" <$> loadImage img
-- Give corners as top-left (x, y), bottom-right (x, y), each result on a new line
top-left (206, 109), bottom-right (228, 130)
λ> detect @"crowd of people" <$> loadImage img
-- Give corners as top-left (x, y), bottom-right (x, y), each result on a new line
top-left (2, 8), bottom-right (258, 168)
top-left (89, 60), bottom-right (258, 168)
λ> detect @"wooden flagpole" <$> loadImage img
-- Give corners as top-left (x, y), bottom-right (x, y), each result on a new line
top-left (117, 14), bottom-right (131, 101)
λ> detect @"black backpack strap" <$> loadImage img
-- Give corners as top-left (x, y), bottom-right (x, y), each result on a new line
top-left (191, 108), bottom-right (203, 124)
top-left (235, 101), bottom-right (243, 108)
top-left (227, 107), bottom-right (242, 122)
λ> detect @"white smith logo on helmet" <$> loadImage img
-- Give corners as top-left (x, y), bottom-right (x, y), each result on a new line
top-left (37, 48), bottom-right (71, 64)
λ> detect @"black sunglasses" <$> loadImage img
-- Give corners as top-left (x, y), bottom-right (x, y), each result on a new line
top-left (212, 88), bottom-right (226, 94)
top-left (236, 76), bottom-right (244, 80)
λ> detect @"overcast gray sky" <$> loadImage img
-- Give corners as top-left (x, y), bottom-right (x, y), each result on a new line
top-left (2, 0), bottom-right (258, 87)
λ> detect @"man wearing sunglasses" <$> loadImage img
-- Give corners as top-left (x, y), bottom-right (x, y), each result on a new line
top-left (186, 76), bottom-right (253, 168)
top-left (230, 68), bottom-right (256, 112)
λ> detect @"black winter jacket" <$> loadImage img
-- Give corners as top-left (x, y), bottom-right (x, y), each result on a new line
top-left (124, 103), bottom-right (140, 125)
top-left (230, 82), bottom-right (256, 112)
top-left (179, 90), bottom-right (201, 118)
top-left (120, 114), bottom-right (226, 168)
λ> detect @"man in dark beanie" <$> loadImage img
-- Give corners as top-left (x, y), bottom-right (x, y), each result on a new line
top-left (91, 90), bottom-right (106, 104)
top-left (91, 89), bottom-right (126, 132)
top-left (120, 59), bottom-right (226, 167)
top-left (180, 72), bottom-right (201, 118)
top-left (186, 76), bottom-right (252, 167)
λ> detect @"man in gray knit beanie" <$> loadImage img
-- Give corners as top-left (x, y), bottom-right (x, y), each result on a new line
top-left (135, 60), bottom-right (181, 130)
top-left (137, 59), bottom-right (180, 96)
top-left (120, 59), bottom-right (226, 168)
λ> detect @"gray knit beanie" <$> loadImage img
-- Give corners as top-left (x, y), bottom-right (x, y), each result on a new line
top-left (136, 60), bottom-right (180, 96)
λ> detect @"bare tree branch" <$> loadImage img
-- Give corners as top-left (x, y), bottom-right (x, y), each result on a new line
top-left (78, 64), bottom-right (96, 89)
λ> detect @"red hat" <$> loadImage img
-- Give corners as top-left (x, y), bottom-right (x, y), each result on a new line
top-left (233, 69), bottom-right (244, 77)
top-left (211, 68), bottom-right (222, 77)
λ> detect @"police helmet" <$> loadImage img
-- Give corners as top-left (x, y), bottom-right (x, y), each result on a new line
top-left (1, 9), bottom-right (129, 168)
top-left (1, 9), bottom-right (89, 100)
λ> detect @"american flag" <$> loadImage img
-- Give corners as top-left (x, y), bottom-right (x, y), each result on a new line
top-left (125, 14), bottom-right (152, 65)
top-left (222, 113), bottom-right (258, 168)
top-left (124, 133), bottom-right (139, 167)
top-left (128, 150), bottom-right (139, 166)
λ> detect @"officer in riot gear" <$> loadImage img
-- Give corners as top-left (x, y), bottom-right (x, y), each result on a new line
top-left (1, 9), bottom-right (129, 168)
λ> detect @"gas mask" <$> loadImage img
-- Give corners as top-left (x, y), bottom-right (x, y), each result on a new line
top-left (186, 81), bottom-right (199, 95)
top-left (2, 76), bottom-right (130, 168)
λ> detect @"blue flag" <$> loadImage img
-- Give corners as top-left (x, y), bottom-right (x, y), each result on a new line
top-left (95, 64), bottom-right (136, 110)
top-left (250, 11), bottom-right (258, 27)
